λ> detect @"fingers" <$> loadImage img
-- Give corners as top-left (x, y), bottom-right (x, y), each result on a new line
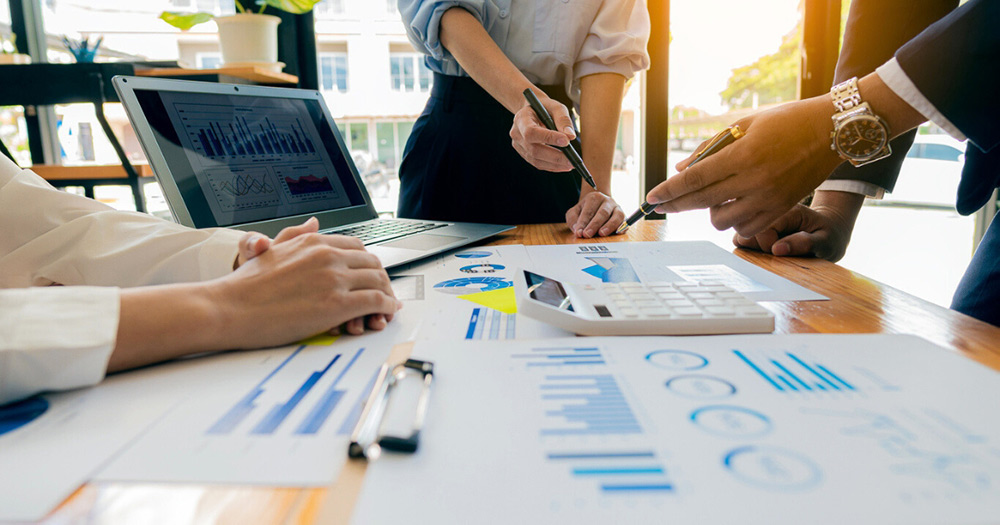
top-left (347, 268), bottom-right (395, 297)
top-left (565, 203), bottom-right (582, 230)
top-left (236, 232), bottom-right (271, 268)
top-left (336, 248), bottom-right (385, 270)
top-left (274, 216), bottom-right (320, 244)
top-left (647, 150), bottom-right (736, 208)
top-left (349, 289), bottom-right (404, 318)
top-left (511, 104), bottom-right (575, 172)
top-left (345, 317), bottom-right (365, 336)
top-left (547, 99), bottom-right (576, 140)
top-left (583, 199), bottom-right (623, 238)
top-left (571, 195), bottom-right (604, 236)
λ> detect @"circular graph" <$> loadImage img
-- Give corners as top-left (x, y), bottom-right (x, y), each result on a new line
top-left (690, 405), bottom-right (772, 438)
top-left (0, 396), bottom-right (49, 436)
top-left (433, 277), bottom-right (513, 295)
top-left (645, 350), bottom-right (709, 370)
top-left (460, 263), bottom-right (506, 274)
top-left (665, 375), bottom-right (737, 399)
top-left (455, 251), bottom-right (492, 259)
top-left (722, 446), bottom-right (822, 491)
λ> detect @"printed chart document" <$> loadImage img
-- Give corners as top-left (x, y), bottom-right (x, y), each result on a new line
top-left (96, 327), bottom-right (401, 486)
top-left (353, 335), bottom-right (1000, 525)
top-left (523, 241), bottom-right (827, 302)
top-left (389, 241), bottom-right (825, 342)
top-left (390, 246), bottom-right (573, 341)
top-left (0, 378), bottom-right (177, 521)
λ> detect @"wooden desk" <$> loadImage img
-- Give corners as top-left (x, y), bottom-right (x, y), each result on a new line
top-left (40, 221), bottom-right (1000, 524)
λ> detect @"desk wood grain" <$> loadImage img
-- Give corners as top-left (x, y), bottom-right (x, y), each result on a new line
top-left (41, 221), bottom-right (1000, 524)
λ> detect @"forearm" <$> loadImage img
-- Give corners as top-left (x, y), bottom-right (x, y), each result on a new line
top-left (811, 190), bottom-right (865, 226)
top-left (579, 73), bottom-right (626, 195)
top-left (108, 283), bottom-right (225, 372)
top-left (439, 7), bottom-right (538, 113)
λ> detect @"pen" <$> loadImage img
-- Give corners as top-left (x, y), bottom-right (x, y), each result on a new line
top-left (615, 124), bottom-right (745, 234)
top-left (522, 89), bottom-right (598, 190)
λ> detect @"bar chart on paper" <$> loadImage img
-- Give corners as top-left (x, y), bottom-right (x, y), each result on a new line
top-left (96, 338), bottom-right (392, 486)
top-left (733, 349), bottom-right (859, 394)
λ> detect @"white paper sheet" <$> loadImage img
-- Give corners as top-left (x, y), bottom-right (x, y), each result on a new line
top-left (93, 327), bottom-right (401, 486)
top-left (353, 335), bottom-right (1000, 525)
top-left (522, 241), bottom-right (827, 302)
top-left (0, 374), bottom-right (177, 521)
top-left (391, 246), bottom-right (573, 341)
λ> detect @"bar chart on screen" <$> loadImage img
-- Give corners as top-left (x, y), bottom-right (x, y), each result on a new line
top-left (95, 331), bottom-right (397, 486)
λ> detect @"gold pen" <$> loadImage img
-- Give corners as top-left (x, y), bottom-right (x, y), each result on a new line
top-left (616, 124), bottom-right (745, 234)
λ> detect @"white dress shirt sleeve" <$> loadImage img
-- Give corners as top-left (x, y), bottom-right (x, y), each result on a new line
top-left (816, 179), bottom-right (886, 199)
top-left (0, 286), bottom-right (119, 405)
top-left (574, 0), bottom-right (651, 82)
top-left (0, 156), bottom-right (244, 405)
top-left (0, 158), bottom-right (243, 288)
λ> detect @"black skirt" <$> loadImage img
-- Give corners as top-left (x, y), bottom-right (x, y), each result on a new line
top-left (397, 73), bottom-right (582, 224)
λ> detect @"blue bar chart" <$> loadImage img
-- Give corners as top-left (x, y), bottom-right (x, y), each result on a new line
top-left (537, 374), bottom-right (642, 436)
top-left (207, 346), bottom-right (366, 436)
top-left (547, 450), bottom-right (674, 494)
top-left (733, 349), bottom-right (857, 393)
top-left (465, 307), bottom-right (516, 340)
top-left (511, 346), bottom-right (605, 367)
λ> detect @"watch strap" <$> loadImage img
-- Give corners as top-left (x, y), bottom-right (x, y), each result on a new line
top-left (830, 77), bottom-right (862, 113)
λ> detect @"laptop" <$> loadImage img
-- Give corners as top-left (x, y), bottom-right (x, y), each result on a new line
top-left (113, 75), bottom-right (512, 269)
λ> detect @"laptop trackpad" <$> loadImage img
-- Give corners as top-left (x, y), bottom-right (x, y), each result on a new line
top-left (381, 233), bottom-right (466, 251)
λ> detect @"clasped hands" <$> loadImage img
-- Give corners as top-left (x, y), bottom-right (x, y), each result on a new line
top-left (229, 217), bottom-right (401, 344)
top-left (510, 95), bottom-right (624, 238)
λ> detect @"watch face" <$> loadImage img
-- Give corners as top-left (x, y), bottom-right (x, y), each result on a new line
top-left (834, 114), bottom-right (889, 161)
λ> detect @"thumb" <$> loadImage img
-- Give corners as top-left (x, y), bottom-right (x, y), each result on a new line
top-left (772, 230), bottom-right (826, 257)
top-left (549, 101), bottom-right (576, 140)
top-left (274, 216), bottom-right (320, 244)
top-left (236, 232), bottom-right (271, 268)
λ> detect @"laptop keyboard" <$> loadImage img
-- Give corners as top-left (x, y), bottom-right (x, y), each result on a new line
top-left (326, 220), bottom-right (447, 245)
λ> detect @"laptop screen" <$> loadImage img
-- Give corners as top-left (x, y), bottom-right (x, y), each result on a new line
top-left (133, 88), bottom-right (368, 228)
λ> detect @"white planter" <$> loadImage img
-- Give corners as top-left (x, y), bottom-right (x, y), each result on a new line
top-left (0, 53), bottom-right (31, 65)
top-left (215, 13), bottom-right (281, 66)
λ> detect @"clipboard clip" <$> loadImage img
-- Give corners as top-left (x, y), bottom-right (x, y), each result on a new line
top-left (349, 359), bottom-right (434, 460)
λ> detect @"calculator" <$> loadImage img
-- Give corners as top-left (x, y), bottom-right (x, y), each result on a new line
top-left (515, 269), bottom-right (775, 336)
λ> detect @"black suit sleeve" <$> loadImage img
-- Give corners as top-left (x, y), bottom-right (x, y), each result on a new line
top-left (896, 0), bottom-right (1000, 152)
top-left (825, 0), bottom-right (957, 191)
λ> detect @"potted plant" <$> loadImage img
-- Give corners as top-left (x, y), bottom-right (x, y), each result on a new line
top-left (160, 0), bottom-right (320, 70)
top-left (0, 34), bottom-right (31, 65)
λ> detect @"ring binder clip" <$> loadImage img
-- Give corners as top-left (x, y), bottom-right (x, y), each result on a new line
top-left (349, 359), bottom-right (434, 460)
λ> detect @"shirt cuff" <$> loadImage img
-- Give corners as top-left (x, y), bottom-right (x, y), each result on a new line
top-left (198, 228), bottom-right (244, 281)
top-left (0, 286), bottom-right (119, 405)
top-left (817, 179), bottom-right (886, 199)
top-left (876, 57), bottom-right (967, 141)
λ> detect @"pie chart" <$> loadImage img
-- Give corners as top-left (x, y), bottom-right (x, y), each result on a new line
top-left (433, 277), bottom-right (512, 295)
top-left (0, 396), bottom-right (49, 436)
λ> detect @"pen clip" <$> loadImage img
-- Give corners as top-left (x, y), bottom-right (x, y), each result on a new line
top-left (693, 125), bottom-right (742, 158)
top-left (349, 359), bottom-right (434, 460)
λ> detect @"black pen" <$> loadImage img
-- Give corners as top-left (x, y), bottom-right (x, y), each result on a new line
top-left (522, 89), bottom-right (598, 190)
top-left (615, 125), bottom-right (745, 234)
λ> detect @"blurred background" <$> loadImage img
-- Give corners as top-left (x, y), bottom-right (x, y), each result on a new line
top-left (0, 0), bottom-right (993, 307)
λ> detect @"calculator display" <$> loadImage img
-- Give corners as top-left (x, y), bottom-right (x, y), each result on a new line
top-left (524, 271), bottom-right (574, 312)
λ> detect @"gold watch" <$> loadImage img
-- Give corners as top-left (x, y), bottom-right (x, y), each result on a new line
top-left (829, 77), bottom-right (891, 167)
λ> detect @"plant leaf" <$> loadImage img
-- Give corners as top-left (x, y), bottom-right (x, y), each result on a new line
top-left (261, 0), bottom-right (322, 15)
top-left (159, 11), bottom-right (215, 31)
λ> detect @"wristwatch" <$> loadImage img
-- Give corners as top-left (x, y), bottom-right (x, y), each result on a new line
top-left (829, 77), bottom-right (891, 167)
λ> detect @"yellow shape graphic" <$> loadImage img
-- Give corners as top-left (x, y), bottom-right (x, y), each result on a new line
top-left (458, 287), bottom-right (518, 315)
top-left (298, 333), bottom-right (342, 346)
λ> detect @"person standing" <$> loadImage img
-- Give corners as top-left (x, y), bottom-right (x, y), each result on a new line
top-left (397, 0), bottom-right (650, 237)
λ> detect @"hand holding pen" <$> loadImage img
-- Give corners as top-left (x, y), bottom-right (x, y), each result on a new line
top-left (616, 125), bottom-right (745, 234)
top-left (521, 89), bottom-right (598, 190)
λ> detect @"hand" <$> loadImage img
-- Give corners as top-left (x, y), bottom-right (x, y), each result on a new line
top-left (234, 217), bottom-right (396, 335)
top-left (510, 94), bottom-right (575, 172)
top-left (565, 191), bottom-right (625, 238)
top-left (645, 96), bottom-right (842, 237)
top-left (211, 232), bottom-right (402, 349)
top-left (732, 191), bottom-right (865, 262)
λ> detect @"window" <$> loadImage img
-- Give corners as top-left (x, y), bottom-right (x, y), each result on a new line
top-left (386, 1), bottom-right (398, 15)
top-left (320, 53), bottom-right (349, 93)
top-left (314, 0), bottom-right (346, 18)
top-left (349, 123), bottom-right (369, 152)
top-left (390, 53), bottom-right (432, 92)
top-left (197, 53), bottom-right (223, 70)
